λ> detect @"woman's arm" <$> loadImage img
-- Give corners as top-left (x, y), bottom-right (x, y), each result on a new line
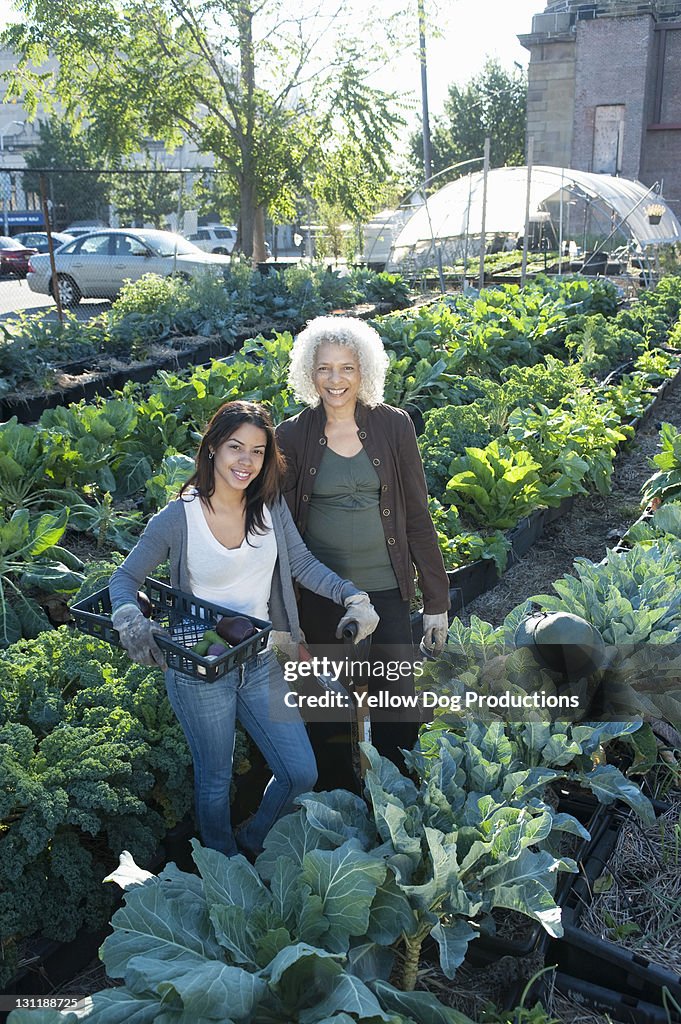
top-left (109, 508), bottom-right (173, 612)
top-left (395, 412), bottom-right (450, 615)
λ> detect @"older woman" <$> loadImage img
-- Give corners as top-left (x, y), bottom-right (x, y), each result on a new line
top-left (276, 316), bottom-right (449, 789)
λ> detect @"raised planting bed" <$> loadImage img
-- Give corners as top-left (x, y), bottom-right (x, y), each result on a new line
top-left (445, 363), bottom-right (681, 619)
top-left (0, 300), bottom-right (393, 425)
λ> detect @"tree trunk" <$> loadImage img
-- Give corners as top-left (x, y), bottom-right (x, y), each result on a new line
top-left (237, 1), bottom-right (258, 261)
top-left (239, 178), bottom-right (256, 258)
top-left (252, 205), bottom-right (267, 263)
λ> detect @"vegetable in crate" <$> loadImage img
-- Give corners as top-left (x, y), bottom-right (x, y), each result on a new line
top-left (106, 399), bottom-right (378, 860)
top-left (216, 614), bottom-right (257, 644)
top-left (136, 590), bottom-right (153, 618)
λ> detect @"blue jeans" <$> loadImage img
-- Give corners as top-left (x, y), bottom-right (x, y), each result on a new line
top-left (165, 649), bottom-right (317, 857)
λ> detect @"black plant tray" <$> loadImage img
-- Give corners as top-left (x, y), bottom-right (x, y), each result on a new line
top-left (507, 969), bottom-right (680, 1024)
top-left (70, 577), bottom-right (271, 682)
top-left (553, 971), bottom-right (680, 1024)
top-left (546, 802), bottom-right (681, 1014)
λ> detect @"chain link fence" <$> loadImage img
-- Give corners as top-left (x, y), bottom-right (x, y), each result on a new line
top-left (0, 167), bottom-right (311, 316)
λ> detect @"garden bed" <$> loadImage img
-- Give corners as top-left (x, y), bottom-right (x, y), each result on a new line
top-left (461, 367), bottom-right (681, 626)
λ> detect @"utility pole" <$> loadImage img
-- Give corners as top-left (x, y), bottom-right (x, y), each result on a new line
top-left (418, 0), bottom-right (432, 188)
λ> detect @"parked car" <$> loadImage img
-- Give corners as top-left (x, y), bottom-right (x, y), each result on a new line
top-left (13, 231), bottom-right (75, 253)
top-left (26, 228), bottom-right (233, 307)
top-left (186, 224), bottom-right (237, 254)
top-left (63, 220), bottom-right (107, 238)
top-left (0, 235), bottom-right (37, 277)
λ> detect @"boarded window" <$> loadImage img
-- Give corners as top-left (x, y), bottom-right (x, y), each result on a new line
top-left (593, 105), bottom-right (625, 174)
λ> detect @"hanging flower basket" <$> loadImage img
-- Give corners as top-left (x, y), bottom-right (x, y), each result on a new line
top-left (645, 203), bottom-right (665, 225)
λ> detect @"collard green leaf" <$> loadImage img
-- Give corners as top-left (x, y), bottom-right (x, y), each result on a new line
top-left (299, 972), bottom-right (392, 1024)
top-left (371, 979), bottom-right (476, 1024)
top-left (28, 510), bottom-right (69, 556)
top-left (101, 879), bottom-right (223, 979)
top-left (88, 987), bottom-right (173, 1024)
top-left (430, 918), bottom-right (479, 978)
top-left (298, 789), bottom-right (375, 849)
top-left (366, 872), bottom-right (417, 945)
top-left (581, 764), bottom-right (655, 825)
top-left (300, 841), bottom-right (387, 953)
top-left (347, 941), bottom-right (395, 983)
top-left (208, 904), bottom-right (257, 966)
top-left (153, 957), bottom-right (265, 1020)
top-left (263, 943), bottom-right (343, 1010)
top-left (0, 596), bottom-right (21, 648)
top-left (13, 591), bottom-right (52, 639)
top-left (192, 841), bottom-right (266, 914)
top-left (256, 811), bottom-right (331, 880)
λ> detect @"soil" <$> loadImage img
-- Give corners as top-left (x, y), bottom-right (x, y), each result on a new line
top-left (461, 376), bottom-right (681, 627)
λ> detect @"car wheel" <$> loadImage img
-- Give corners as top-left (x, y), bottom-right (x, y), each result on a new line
top-left (212, 247), bottom-right (229, 255)
top-left (169, 271), bottom-right (191, 283)
top-left (52, 274), bottom-right (81, 308)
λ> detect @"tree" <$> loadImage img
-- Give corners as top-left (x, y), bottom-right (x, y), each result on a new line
top-left (410, 59), bottom-right (527, 184)
top-left (109, 157), bottom-right (179, 228)
top-left (5, 0), bottom-right (405, 259)
top-left (23, 119), bottom-right (110, 228)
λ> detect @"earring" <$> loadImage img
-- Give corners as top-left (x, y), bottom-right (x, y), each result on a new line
top-left (208, 450), bottom-right (214, 460)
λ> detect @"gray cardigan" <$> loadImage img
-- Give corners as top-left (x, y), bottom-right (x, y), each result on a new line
top-left (109, 496), bottom-right (360, 641)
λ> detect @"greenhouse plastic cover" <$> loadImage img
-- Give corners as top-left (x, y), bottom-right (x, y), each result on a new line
top-left (388, 165), bottom-right (681, 265)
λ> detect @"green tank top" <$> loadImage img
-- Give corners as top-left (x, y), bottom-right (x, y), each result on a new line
top-left (303, 447), bottom-right (398, 592)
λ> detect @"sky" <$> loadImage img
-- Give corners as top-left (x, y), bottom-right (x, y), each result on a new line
top-left (375, 0), bottom-right (539, 121)
top-left (0, 0), bottom-right (541, 134)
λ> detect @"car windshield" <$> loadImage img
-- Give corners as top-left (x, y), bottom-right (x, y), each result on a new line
top-left (0, 236), bottom-right (23, 249)
top-left (137, 231), bottom-right (200, 256)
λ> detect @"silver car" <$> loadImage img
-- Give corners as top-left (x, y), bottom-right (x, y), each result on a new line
top-left (26, 228), bottom-right (232, 307)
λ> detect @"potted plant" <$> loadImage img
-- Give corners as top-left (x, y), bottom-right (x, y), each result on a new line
top-left (646, 203), bottom-right (666, 225)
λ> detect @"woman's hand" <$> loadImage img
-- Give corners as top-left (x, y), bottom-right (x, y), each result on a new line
top-left (421, 612), bottom-right (449, 655)
top-left (111, 604), bottom-right (167, 668)
top-left (336, 593), bottom-right (380, 643)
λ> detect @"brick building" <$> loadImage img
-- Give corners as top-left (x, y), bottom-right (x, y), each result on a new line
top-left (519, 1), bottom-right (681, 212)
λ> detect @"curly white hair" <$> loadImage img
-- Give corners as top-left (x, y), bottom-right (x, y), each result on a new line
top-left (288, 315), bottom-right (389, 408)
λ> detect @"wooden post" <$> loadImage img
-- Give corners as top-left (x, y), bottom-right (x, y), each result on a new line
top-left (39, 172), bottom-right (63, 323)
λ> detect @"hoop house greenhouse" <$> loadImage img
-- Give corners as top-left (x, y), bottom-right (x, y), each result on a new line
top-left (387, 165), bottom-right (681, 274)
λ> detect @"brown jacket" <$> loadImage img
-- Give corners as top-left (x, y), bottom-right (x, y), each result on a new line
top-left (275, 402), bottom-right (450, 614)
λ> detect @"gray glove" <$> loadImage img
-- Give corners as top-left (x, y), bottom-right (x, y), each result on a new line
top-left (270, 630), bottom-right (305, 661)
top-left (336, 593), bottom-right (379, 644)
top-left (421, 612), bottom-right (449, 655)
top-left (111, 604), bottom-right (167, 669)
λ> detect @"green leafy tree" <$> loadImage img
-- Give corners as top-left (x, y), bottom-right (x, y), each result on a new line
top-left (5, 0), bottom-right (405, 259)
top-left (23, 119), bottom-right (110, 228)
top-left (410, 59), bottom-right (527, 182)
top-left (109, 156), bottom-right (179, 229)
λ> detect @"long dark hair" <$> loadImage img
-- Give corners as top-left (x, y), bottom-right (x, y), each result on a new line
top-left (180, 401), bottom-right (285, 539)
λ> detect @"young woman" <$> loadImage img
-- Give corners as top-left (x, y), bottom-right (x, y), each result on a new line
top-left (108, 400), bottom-right (378, 858)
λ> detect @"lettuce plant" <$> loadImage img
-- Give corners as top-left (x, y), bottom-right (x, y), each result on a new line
top-left (444, 442), bottom-right (544, 529)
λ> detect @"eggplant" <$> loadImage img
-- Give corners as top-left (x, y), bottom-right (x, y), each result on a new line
top-left (207, 642), bottom-right (229, 657)
top-left (216, 615), bottom-right (257, 645)
top-left (137, 591), bottom-right (153, 619)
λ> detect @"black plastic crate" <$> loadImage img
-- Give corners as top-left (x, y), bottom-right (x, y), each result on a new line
top-left (70, 578), bottom-right (271, 683)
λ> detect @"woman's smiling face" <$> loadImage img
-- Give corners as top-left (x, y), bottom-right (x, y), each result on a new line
top-left (211, 423), bottom-right (267, 494)
top-left (313, 342), bottom-right (361, 412)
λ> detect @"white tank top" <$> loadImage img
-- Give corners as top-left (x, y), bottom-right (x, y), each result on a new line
top-left (183, 496), bottom-right (277, 620)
